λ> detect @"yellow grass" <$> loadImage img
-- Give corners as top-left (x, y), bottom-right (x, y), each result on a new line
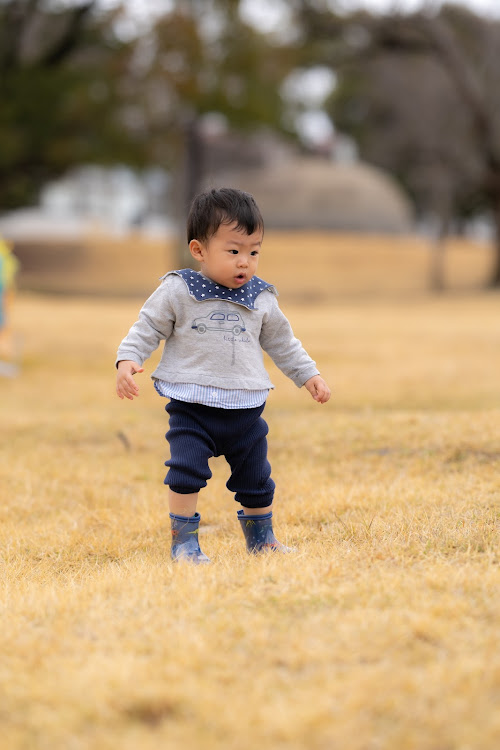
top-left (1, 234), bottom-right (500, 749)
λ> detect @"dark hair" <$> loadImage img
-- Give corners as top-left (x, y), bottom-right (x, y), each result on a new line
top-left (187, 187), bottom-right (264, 244)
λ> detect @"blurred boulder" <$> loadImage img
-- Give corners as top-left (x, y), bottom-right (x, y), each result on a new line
top-left (205, 156), bottom-right (414, 234)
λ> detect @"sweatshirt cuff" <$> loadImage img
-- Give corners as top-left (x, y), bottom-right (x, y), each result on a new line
top-left (115, 351), bottom-right (144, 369)
top-left (292, 366), bottom-right (320, 388)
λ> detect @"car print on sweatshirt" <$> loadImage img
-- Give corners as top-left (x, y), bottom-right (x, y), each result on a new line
top-left (191, 310), bottom-right (246, 335)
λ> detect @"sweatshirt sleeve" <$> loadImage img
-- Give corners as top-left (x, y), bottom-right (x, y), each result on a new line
top-left (116, 278), bottom-right (176, 367)
top-left (259, 296), bottom-right (319, 387)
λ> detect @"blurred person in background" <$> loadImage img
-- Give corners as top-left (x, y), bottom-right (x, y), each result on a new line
top-left (0, 236), bottom-right (19, 377)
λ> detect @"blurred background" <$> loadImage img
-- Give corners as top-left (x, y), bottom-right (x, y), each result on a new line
top-left (1, 0), bottom-right (500, 299)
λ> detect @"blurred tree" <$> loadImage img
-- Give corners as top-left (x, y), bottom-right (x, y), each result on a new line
top-left (129, 0), bottom-right (296, 261)
top-left (297, 2), bottom-right (500, 288)
top-left (0, 0), bottom-right (150, 209)
top-left (0, 0), bottom-right (298, 264)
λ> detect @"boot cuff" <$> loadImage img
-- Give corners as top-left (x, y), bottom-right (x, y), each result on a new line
top-left (237, 509), bottom-right (272, 521)
top-left (169, 512), bottom-right (201, 523)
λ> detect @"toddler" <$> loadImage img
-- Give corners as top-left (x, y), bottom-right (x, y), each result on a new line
top-left (116, 188), bottom-right (330, 563)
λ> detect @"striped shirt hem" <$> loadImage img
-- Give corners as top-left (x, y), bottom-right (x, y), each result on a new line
top-left (154, 380), bottom-right (269, 409)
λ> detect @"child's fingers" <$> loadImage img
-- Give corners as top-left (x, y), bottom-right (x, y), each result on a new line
top-left (313, 381), bottom-right (331, 404)
top-left (125, 377), bottom-right (139, 397)
top-left (321, 386), bottom-right (331, 403)
top-left (116, 382), bottom-right (133, 400)
top-left (320, 384), bottom-right (331, 402)
top-left (116, 363), bottom-right (144, 401)
top-left (117, 375), bottom-right (139, 400)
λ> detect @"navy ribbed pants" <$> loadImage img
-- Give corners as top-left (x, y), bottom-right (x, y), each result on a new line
top-left (164, 399), bottom-right (275, 508)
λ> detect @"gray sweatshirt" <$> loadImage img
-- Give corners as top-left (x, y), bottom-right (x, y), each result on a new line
top-left (116, 271), bottom-right (319, 391)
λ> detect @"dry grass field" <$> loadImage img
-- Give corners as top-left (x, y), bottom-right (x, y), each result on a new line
top-left (15, 228), bottom-right (497, 299)
top-left (1, 233), bottom-right (499, 750)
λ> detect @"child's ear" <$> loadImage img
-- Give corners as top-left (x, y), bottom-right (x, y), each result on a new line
top-left (189, 239), bottom-right (205, 261)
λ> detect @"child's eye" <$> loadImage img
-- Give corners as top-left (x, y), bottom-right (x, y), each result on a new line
top-left (251, 250), bottom-right (259, 256)
top-left (229, 249), bottom-right (238, 255)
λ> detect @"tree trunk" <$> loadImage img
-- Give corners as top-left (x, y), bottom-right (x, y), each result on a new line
top-left (489, 201), bottom-right (500, 288)
top-left (430, 232), bottom-right (446, 292)
top-left (173, 115), bottom-right (204, 269)
top-left (429, 190), bottom-right (451, 293)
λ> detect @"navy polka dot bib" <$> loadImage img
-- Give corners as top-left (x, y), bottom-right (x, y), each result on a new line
top-left (163, 269), bottom-right (277, 310)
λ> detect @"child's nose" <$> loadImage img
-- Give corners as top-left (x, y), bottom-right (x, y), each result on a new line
top-left (238, 255), bottom-right (248, 267)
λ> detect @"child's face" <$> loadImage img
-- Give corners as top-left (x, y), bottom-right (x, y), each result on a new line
top-left (189, 221), bottom-right (263, 289)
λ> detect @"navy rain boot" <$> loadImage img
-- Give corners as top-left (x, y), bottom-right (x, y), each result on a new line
top-left (170, 512), bottom-right (211, 564)
top-left (237, 510), bottom-right (295, 554)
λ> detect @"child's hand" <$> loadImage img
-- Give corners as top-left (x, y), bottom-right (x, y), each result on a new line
top-left (116, 360), bottom-right (144, 400)
top-left (304, 375), bottom-right (331, 404)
